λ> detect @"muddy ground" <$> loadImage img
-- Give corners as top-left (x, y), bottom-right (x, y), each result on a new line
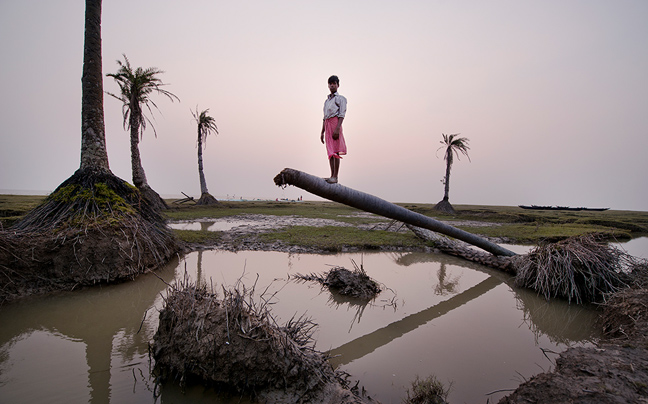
top-left (173, 214), bottom-right (648, 404)
top-left (176, 213), bottom-right (499, 253)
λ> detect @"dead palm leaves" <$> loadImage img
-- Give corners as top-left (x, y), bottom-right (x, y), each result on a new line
top-left (514, 234), bottom-right (638, 304)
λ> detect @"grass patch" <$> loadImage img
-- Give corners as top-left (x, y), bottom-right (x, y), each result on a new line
top-left (257, 225), bottom-right (428, 251)
top-left (459, 223), bottom-right (631, 243)
top-left (164, 200), bottom-right (386, 227)
top-left (173, 229), bottom-right (223, 244)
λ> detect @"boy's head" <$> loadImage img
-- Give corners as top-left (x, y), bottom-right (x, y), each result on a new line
top-left (328, 75), bottom-right (340, 94)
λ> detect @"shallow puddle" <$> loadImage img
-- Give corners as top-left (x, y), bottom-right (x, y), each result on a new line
top-left (1, 239), bottom-right (646, 403)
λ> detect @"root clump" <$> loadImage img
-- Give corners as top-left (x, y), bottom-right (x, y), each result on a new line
top-left (404, 374), bottom-right (450, 404)
top-left (0, 168), bottom-right (179, 304)
top-left (599, 261), bottom-right (648, 346)
top-left (152, 276), bottom-right (374, 403)
top-left (513, 234), bottom-right (636, 304)
top-left (295, 262), bottom-right (381, 300)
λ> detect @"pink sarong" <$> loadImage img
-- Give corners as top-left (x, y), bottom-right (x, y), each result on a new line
top-left (324, 117), bottom-right (347, 159)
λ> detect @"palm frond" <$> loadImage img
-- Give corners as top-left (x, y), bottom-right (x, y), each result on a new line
top-left (106, 54), bottom-right (179, 138)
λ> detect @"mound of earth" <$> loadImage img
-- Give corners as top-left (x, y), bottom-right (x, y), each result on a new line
top-left (498, 345), bottom-right (648, 403)
top-left (152, 279), bottom-right (375, 403)
top-left (500, 264), bottom-right (648, 404)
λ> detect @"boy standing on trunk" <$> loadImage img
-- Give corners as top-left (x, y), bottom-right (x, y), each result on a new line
top-left (320, 75), bottom-right (347, 184)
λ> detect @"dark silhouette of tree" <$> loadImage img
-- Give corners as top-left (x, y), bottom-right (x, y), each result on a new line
top-left (434, 133), bottom-right (470, 214)
top-left (106, 55), bottom-right (179, 210)
top-left (191, 107), bottom-right (220, 205)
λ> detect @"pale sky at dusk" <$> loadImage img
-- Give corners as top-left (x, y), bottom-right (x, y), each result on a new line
top-left (1, 1), bottom-right (647, 210)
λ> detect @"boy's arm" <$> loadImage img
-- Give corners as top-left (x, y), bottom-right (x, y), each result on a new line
top-left (333, 117), bottom-right (344, 140)
top-left (320, 120), bottom-right (325, 143)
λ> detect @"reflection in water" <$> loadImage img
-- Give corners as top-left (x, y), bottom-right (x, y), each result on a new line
top-left (0, 249), bottom-right (609, 404)
top-left (435, 263), bottom-right (461, 296)
top-left (0, 257), bottom-right (178, 404)
top-left (329, 276), bottom-right (501, 367)
top-left (515, 290), bottom-right (600, 344)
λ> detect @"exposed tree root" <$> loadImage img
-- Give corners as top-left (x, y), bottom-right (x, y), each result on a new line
top-left (514, 234), bottom-right (637, 304)
top-left (196, 192), bottom-right (221, 206)
top-left (139, 183), bottom-right (168, 211)
top-left (152, 274), bottom-right (375, 403)
top-left (433, 198), bottom-right (456, 214)
top-left (0, 168), bottom-right (179, 305)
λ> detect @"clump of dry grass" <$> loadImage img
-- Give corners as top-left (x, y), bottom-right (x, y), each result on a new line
top-left (598, 261), bottom-right (648, 345)
top-left (294, 259), bottom-right (381, 300)
top-left (153, 272), bottom-right (370, 403)
top-left (403, 374), bottom-right (451, 404)
top-left (514, 234), bottom-right (637, 304)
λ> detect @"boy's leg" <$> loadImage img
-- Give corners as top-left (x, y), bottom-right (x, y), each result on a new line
top-left (327, 156), bottom-right (340, 183)
top-left (332, 157), bottom-right (340, 178)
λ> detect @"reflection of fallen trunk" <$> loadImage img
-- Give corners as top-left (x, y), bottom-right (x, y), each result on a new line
top-left (328, 276), bottom-right (501, 367)
top-left (274, 168), bottom-right (516, 257)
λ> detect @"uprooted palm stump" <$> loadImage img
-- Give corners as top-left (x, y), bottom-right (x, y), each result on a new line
top-left (153, 278), bottom-right (375, 404)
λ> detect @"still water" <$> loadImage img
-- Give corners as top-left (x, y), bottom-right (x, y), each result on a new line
top-left (1, 238), bottom-right (646, 404)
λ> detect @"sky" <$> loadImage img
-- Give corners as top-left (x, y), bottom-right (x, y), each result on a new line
top-left (1, 1), bottom-right (647, 211)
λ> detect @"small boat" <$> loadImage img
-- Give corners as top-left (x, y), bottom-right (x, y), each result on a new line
top-left (518, 205), bottom-right (609, 212)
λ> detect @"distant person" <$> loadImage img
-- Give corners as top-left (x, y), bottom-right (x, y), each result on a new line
top-left (320, 75), bottom-right (347, 184)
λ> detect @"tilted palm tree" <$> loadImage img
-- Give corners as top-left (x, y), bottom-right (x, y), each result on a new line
top-left (274, 168), bottom-right (515, 257)
top-left (191, 107), bottom-right (220, 205)
top-left (106, 55), bottom-right (179, 210)
top-left (434, 133), bottom-right (470, 214)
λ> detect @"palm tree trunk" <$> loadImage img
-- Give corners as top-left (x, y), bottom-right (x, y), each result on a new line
top-left (197, 132), bottom-right (208, 195)
top-left (79, 0), bottom-right (110, 172)
top-left (443, 160), bottom-right (451, 201)
top-left (129, 120), bottom-right (148, 189)
top-left (274, 168), bottom-right (516, 257)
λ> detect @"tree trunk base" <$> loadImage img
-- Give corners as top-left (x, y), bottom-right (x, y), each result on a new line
top-left (140, 184), bottom-right (168, 211)
top-left (433, 199), bottom-right (456, 214)
top-left (0, 168), bottom-right (180, 305)
top-left (196, 192), bottom-right (221, 206)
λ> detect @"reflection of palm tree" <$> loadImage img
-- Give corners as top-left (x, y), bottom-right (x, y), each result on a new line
top-left (434, 133), bottom-right (470, 214)
top-left (329, 276), bottom-right (501, 367)
top-left (106, 54), bottom-right (179, 210)
top-left (0, 257), bottom-right (178, 404)
top-left (196, 250), bottom-right (205, 287)
top-left (192, 108), bottom-right (220, 205)
top-left (434, 263), bottom-right (460, 296)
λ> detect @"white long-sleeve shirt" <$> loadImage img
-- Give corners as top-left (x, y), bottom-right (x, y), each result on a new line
top-left (323, 92), bottom-right (347, 120)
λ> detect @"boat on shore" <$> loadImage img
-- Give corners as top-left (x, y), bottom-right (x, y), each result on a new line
top-left (518, 205), bottom-right (609, 212)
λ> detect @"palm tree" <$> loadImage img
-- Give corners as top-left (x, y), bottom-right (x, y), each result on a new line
top-left (191, 107), bottom-right (220, 205)
top-left (0, 0), bottom-right (179, 304)
top-left (434, 133), bottom-right (470, 214)
top-left (106, 55), bottom-right (179, 210)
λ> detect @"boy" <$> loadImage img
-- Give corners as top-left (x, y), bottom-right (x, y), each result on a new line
top-left (320, 75), bottom-right (347, 184)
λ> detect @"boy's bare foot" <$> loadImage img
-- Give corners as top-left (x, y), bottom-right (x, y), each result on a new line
top-left (325, 177), bottom-right (338, 184)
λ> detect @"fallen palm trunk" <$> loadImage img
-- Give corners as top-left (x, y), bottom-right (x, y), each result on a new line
top-left (274, 168), bottom-right (643, 304)
top-left (406, 225), bottom-right (516, 273)
top-left (274, 168), bottom-right (516, 257)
